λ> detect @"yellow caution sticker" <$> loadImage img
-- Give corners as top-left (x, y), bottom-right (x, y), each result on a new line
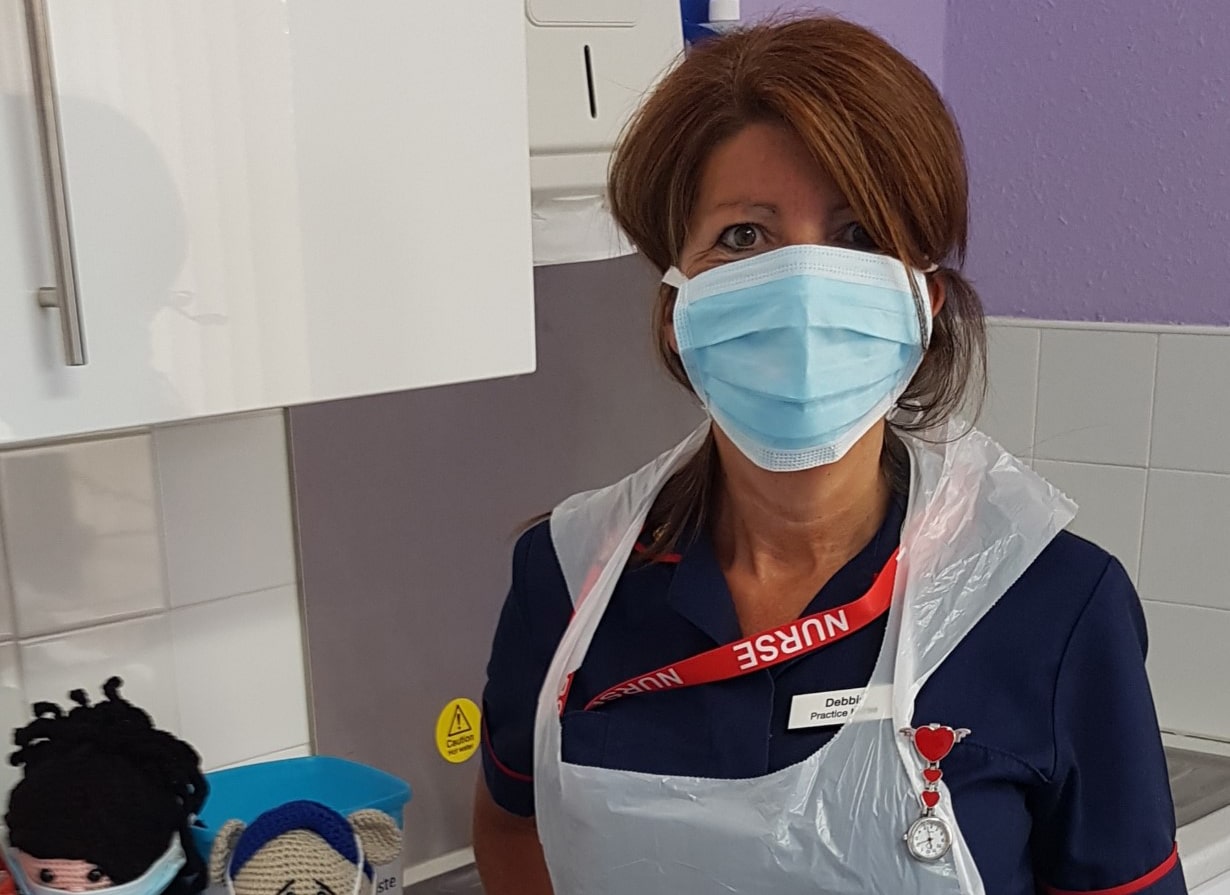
top-left (436, 697), bottom-right (481, 764)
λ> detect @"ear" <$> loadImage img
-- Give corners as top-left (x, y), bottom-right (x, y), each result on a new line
top-left (348, 810), bottom-right (402, 867)
top-left (209, 820), bottom-right (246, 885)
top-left (928, 275), bottom-right (946, 318)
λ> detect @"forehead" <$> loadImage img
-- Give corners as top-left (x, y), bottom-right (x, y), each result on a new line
top-left (693, 122), bottom-right (845, 218)
top-left (235, 831), bottom-right (356, 879)
top-left (18, 857), bottom-right (94, 869)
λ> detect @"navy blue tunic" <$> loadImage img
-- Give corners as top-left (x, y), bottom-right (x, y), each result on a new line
top-left (481, 496), bottom-right (1184, 894)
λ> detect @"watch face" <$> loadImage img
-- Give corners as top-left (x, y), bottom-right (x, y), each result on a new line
top-left (906, 816), bottom-right (952, 862)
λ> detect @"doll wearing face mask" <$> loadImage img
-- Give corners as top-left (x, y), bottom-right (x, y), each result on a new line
top-left (3, 678), bottom-right (208, 895)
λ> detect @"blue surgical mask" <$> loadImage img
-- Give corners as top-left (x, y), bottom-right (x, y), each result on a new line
top-left (665, 244), bottom-right (932, 471)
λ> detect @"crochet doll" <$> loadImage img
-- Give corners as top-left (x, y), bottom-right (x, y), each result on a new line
top-left (208, 801), bottom-right (400, 895)
top-left (4, 678), bottom-right (208, 895)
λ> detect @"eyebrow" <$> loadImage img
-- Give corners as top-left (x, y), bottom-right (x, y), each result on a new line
top-left (276, 883), bottom-right (295, 895)
top-left (314, 880), bottom-right (338, 895)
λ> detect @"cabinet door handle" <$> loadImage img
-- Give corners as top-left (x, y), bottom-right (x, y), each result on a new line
top-left (25, 0), bottom-right (86, 366)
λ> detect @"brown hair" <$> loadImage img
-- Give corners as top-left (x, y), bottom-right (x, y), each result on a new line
top-left (607, 16), bottom-right (987, 562)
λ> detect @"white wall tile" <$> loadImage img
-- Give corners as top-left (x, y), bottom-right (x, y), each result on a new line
top-left (1151, 334), bottom-right (1230, 475)
top-left (1139, 470), bottom-right (1230, 611)
top-left (211, 742), bottom-right (312, 773)
top-left (170, 585), bottom-right (309, 769)
top-left (155, 413), bottom-right (297, 607)
top-left (1143, 601), bottom-right (1230, 739)
top-left (0, 642), bottom-right (26, 799)
top-left (19, 614), bottom-right (181, 734)
top-left (978, 324), bottom-right (1040, 457)
top-left (1033, 460), bottom-right (1148, 582)
top-left (0, 435), bottom-right (166, 636)
top-left (1034, 329), bottom-right (1157, 466)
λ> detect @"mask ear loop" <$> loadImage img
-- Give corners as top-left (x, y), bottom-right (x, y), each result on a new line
top-left (918, 262), bottom-right (940, 349)
top-left (661, 267), bottom-right (686, 289)
top-left (351, 836), bottom-right (370, 895)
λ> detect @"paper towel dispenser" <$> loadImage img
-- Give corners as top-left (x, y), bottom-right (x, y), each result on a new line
top-left (525, 1), bottom-right (684, 198)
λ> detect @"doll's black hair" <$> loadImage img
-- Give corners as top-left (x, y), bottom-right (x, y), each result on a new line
top-left (5, 677), bottom-right (209, 895)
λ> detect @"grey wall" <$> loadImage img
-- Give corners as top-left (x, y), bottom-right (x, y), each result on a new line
top-left (288, 254), bottom-right (703, 864)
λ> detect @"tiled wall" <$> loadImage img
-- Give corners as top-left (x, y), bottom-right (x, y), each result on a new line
top-left (0, 410), bottom-right (311, 797)
top-left (980, 319), bottom-right (1230, 741)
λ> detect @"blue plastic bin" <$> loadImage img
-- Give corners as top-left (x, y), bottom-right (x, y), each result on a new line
top-left (191, 756), bottom-right (412, 861)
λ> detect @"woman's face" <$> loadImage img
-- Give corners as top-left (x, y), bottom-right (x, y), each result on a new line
top-left (678, 121), bottom-right (877, 278)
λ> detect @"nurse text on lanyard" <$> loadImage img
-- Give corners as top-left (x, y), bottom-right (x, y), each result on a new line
top-left (577, 549), bottom-right (898, 711)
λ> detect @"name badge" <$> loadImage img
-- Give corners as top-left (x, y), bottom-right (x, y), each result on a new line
top-left (787, 685), bottom-right (892, 730)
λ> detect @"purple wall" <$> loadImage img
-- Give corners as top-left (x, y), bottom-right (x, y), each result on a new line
top-left (946, 2), bottom-right (1230, 325)
top-left (741, 0), bottom-right (946, 88)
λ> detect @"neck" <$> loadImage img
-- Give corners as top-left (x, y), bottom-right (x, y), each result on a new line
top-left (712, 422), bottom-right (893, 581)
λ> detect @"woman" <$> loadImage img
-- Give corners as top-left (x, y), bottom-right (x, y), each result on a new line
top-left (474, 17), bottom-right (1183, 895)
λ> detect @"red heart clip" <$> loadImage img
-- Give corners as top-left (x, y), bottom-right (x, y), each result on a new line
top-left (920, 790), bottom-right (941, 809)
top-left (923, 768), bottom-right (943, 784)
top-left (913, 725), bottom-right (957, 763)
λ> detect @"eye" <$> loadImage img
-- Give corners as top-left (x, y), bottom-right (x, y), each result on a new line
top-left (39, 871), bottom-right (55, 884)
top-left (717, 223), bottom-right (764, 252)
top-left (87, 870), bottom-right (104, 884)
top-left (833, 221), bottom-right (879, 252)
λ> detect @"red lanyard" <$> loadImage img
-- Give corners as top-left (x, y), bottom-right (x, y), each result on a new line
top-left (580, 549), bottom-right (899, 712)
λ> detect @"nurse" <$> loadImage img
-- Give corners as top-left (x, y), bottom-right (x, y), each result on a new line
top-left (475, 16), bottom-right (1184, 895)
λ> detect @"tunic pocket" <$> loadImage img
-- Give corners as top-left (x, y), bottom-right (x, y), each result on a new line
top-left (560, 710), bottom-right (612, 768)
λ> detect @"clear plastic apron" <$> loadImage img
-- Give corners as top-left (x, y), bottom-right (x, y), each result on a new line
top-left (534, 423), bottom-right (1076, 894)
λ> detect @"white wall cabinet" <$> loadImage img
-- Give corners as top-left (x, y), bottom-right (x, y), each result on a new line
top-left (0, 1), bottom-right (536, 445)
